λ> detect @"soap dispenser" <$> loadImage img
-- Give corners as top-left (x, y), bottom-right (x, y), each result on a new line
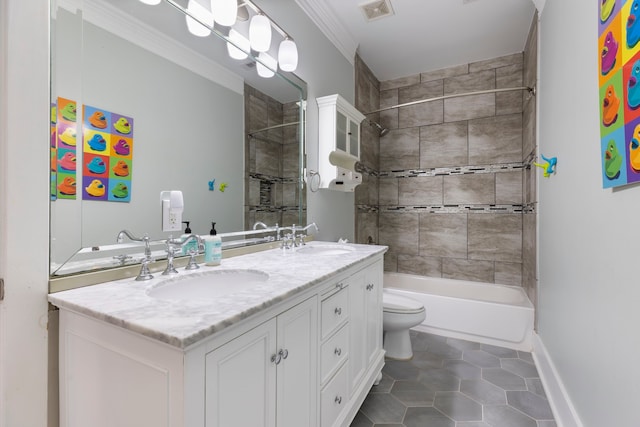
top-left (180, 221), bottom-right (198, 255)
top-left (204, 222), bottom-right (222, 266)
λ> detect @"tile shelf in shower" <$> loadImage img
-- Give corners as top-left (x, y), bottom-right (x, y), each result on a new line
top-left (376, 162), bottom-right (526, 178)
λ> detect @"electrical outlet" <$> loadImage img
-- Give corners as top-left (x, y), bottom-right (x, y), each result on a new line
top-left (161, 200), bottom-right (182, 232)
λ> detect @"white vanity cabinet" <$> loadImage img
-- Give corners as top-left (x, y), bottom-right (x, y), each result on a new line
top-left (55, 254), bottom-right (385, 427)
top-left (205, 296), bottom-right (317, 427)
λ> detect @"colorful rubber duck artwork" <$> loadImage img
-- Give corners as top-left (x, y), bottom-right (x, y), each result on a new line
top-left (113, 117), bottom-right (131, 135)
top-left (85, 179), bottom-right (105, 197)
top-left (628, 0), bottom-right (640, 48)
top-left (87, 134), bottom-right (107, 152)
top-left (112, 160), bottom-right (129, 177)
top-left (89, 111), bottom-right (107, 129)
top-left (58, 127), bottom-right (76, 146)
top-left (219, 182), bottom-right (228, 192)
top-left (628, 60), bottom-right (640, 109)
top-left (111, 182), bottom-right (129, 199)
top-left (629, 124), bottom-right (640, 172)
top-left (86, 157), bottom-right (106, 174)
top-left (533, 154), bottom-right (558, 178)
top-left (601, 31), bottom-right (619, 75)
top-left (50, 151), bottom-right (57, 171)
top-left (602, 0), bottom-right (616, 23)
top-left (60, 102), bottom-right (76, 122)
top-left (51, 105), bottom-right (57, 124)
top-left (113, 139), bottom-right (130, 156)
top-left (57, 177), bottom-right (76, 196)
top-left (604, 140), bottom-right (623, 179)
top-left (602, 84), bottom-right (620, 126)
top-left (57, 152), bottom-right (76, 171)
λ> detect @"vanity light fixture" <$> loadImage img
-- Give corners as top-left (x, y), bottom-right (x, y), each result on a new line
top-left (227, 29), bottom-right (250, 60)
top-left (212, 0), bottom-right (238, 27)
top-left (249, 13), bottom-right (272, 52)
top-left (186, 0), bottom-right (214, 37)
top-left (256, 52), bottom-right (277, 78)
top-left (278, 38), bottom-right (298, 72)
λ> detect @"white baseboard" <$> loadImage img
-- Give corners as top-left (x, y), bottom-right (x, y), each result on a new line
top-left (532, 333), bottom-right (584, 427)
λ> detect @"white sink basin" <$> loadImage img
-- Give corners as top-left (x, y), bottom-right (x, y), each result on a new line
top-left (296, 245), bottom-right (355, 256)
top-left (147, 269), bottom-right (269, 301)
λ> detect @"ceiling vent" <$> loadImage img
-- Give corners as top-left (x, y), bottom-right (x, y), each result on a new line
top-left (359, 0), bottom-right (395, 22)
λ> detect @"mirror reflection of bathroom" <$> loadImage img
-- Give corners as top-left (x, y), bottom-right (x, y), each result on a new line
top-left (49, 0), bottom-right (306, 275)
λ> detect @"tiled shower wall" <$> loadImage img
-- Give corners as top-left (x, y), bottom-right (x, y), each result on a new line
top-left (355, 15), bottom-right (537, 291)
top-left (244, 84), bottom-right (303, 230)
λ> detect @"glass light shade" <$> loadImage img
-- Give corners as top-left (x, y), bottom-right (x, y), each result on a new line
top-left (256, 52), bottom-right (277, 78)
top-left (186, 0), bottom-right (214, 37)
top-left (212, 0), bottom-right (237, 27)
top-left (227, 29), bottom-right (250, 60)
top-left (249, 14), bottom-right (272, 52)
top-left (139, 0), bottom-right (161, 4)
top-left (278, 39), bottom-right (298, 72)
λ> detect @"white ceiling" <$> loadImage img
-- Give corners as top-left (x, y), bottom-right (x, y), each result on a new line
top-left (296, 0), bottom-right (538, 82)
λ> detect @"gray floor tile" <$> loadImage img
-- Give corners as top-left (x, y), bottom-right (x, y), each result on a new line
top-left (518, 351), bottom-right (534, 363)
top-left (425, 339), bottom-right (463, 360)
top-left (501, 358), bottom-right (539, 378)
top-left (410, 351), bottom-right (445, 370)
top-left (483, 405), bottom-right (537, 427)
top-left (442, 359), bottom-right (482, 380)
top-left (507, 391), bottom-right (554, 420)
top-left (456, 423), bottom-right (491, 427)
top-left (537, 421), bottom-right (558, 427)
top-left (383, 360), bottom-right (420, 381)
top-left (372, 424), bottom-right (404, 427)
top-left (463, 349), bottom-right (501, 368)
top-left (359, 393), bottom-right (407, 424)
top-left (446, 337), bottom-right (481, 351)
top-left (391, 380), bottom-right (435, 407)
top-left (372, 373), bottom-right (395, 393)
top-left (460, 379), bottom-right (507, 405)
top-left (525, 378), bottom-right (547, 398)
top-left (434, 391), bottom-right (483, 421)
top-left (403, 407), bottom-right (455, 427)
top-left (482, 367), bottom-right (527, 390)
top-left (351, 411), bottom-right (374, 427)
top-left (480, 343), bottom-right (519, 358)
top-left (417, 368), bottom-right (461, 392)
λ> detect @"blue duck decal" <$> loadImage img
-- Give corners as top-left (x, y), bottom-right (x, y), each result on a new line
top-left (87, 157), bottom-right (106, 174)
top-left (627, 0), bottom-right (640, 48)
top-left (88, 134), bottom-right (107, 152)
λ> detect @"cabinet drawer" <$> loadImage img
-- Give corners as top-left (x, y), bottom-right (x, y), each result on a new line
top-left (320, 362), bottom-right (349, 427)
top-left (321, 287), bottom-right (349, 339)
top-left (320, 324), bottom-right (348, 385)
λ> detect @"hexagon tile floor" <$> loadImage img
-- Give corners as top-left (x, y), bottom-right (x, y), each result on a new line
top-left (351, 331), bottom-right (556, 427)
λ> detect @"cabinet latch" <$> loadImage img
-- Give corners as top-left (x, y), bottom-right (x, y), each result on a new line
top-left (0, 278), bottom-right (4, 301)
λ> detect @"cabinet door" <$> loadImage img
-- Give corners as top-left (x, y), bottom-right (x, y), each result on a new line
top-left (335, 111), bottom-right (348, 152)
top-left (205, 319), bottom-right (277, 427)
top-left (277, 296), bottom-right (318, 427)
top-left (348, 269), bottom-right (367, 394)
top-left (364, 262), bottom-right (383, 367)
top-left (348, 119), bottom-right (359, 158)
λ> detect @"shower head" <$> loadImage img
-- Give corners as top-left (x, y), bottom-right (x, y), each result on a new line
top-left (369, 120), bottom-right (389, 137)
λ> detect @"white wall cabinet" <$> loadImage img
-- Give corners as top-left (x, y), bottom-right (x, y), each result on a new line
top-left (316, 94), bottom-right (366, 191)
top-left (57, 257), bottom-right (384, 427)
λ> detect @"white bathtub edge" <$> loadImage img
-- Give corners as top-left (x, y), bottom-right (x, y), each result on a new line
top-left (412, 324), bottom-right (533, 352)
top-left (532, 333), bottom-right (585, 427)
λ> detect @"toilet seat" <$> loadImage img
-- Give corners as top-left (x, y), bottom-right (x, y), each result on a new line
top-left (383, 291), bottom-right (425, 314)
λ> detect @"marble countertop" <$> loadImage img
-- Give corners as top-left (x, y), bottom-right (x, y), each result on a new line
top-left (48, 241), bottom-right (387, 349)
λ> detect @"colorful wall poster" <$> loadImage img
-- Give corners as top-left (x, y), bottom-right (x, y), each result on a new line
top-left (598, 0), bottom-right (640, 188)
top-left (82, 105), bottom-right (133, 202)
top-left (55, 97), bottom-right (77, 199)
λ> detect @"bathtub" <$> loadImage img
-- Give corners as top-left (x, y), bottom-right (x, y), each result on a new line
top-left (384, 272), bottom-right (534, 351)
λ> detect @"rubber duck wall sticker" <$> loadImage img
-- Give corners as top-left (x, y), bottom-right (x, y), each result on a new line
top-left (208, 179), bottom-right (228, 192)
top-left (533, 154), bottom-right (558, 178)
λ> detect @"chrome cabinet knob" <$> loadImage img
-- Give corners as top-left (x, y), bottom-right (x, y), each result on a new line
top-left (334, 347), bottom-right (342, 356)
top-left (334, 307), bottom-right (342, 316)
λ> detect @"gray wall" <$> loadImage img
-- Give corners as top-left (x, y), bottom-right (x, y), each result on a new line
top-left (255, 0), bottom-right (357, 242)
top-left (538, 1), bottom-right (640, 425)
top-left (356, 52), bottom-right (536, 287)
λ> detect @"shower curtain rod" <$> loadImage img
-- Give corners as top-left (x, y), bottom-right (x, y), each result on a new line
top-left (364, 85), bottom-right (536, 115)
top-left (248, 121), bottom-right (300, 137)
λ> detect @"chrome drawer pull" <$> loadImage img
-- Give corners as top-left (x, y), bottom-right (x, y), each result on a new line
top-left (335, 396), bottom-right (342, 405)
top-left (334, 307), bottom-right (342, 316)
top-left (366, 283), bottom-right (374, 291)
top-left (279, 348), bottom-right (289, 360)
top-left (336, 282), bottom-right (344, 289)
top-left (334, 347), bottom-right (342, 356)
top-left (270, 353), bottom-right (281, 365)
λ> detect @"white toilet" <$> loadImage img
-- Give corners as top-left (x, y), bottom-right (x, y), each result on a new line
top-left (382, 290), bottom-right (426, 360)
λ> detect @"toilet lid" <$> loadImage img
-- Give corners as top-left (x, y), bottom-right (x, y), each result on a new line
top-left (383, 291), bottom-right (425, 314)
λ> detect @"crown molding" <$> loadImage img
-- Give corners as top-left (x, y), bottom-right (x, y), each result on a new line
top-left (531, 0), bottom-right (546, 14)
top-left (73, 0), bottom-right (244, 95)
top-left (294, 0), bottom-right (358, 65)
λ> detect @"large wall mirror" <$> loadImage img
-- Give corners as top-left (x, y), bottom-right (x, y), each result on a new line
top-left (50, 0), bottom-right (307, 277)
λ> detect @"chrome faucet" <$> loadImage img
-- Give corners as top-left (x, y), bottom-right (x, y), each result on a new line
top-left (163, 234), bottom-right (202, 274)
top-left (252, 221), bottom-right (268, 230)
top-left (116, 230), bottom-right (154, 281)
